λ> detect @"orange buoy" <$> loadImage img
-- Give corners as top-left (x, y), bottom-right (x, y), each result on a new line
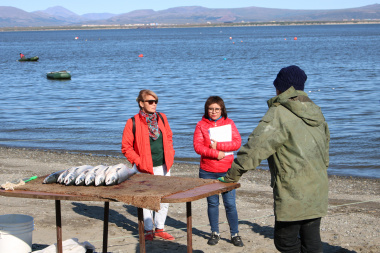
top-left (229, 37), bottom-right (232, 40)
top-left (294, 37), bottom-right (298, 40)
top-left (138, 54), bottom-right (143, 57)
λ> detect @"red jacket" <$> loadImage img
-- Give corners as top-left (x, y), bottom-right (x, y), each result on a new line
top-left (193, 116), bottom-right (241, 173)
top-left (121, 112), bottom-right (175, 174)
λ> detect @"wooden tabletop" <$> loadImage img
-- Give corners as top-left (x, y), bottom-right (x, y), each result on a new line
top-left (0, 181), bottom-right (240, 203)
top-left (162, 182), bottom-right (240, 203)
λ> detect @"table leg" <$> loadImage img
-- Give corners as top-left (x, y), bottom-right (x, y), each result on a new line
top-left (186, 201), bottom-right (192, 253)
top-left (55, 200), bottom-right (63, 253)
top-left (103, 202), bottom-right (109, 253)
top-left (137, 207), bottom-right (145, 253)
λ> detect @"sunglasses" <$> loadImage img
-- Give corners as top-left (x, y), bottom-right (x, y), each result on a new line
top-left (144, 100), bottom-right (158, 105)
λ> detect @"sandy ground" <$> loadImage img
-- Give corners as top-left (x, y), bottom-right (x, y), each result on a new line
top-left (0, 147), bottom-right (379, 253)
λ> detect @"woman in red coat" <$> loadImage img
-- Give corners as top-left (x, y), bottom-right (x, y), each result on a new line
top-left (193, 96), bottom-right (243, 247)
top-left (121, 89), bottom-right (175, 241)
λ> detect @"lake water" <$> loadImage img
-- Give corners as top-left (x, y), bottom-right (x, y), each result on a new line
top-left (0, 24), bottom-right (379, 178)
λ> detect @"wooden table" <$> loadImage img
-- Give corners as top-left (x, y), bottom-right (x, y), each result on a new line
top-left (0, 180), bottom-right (239, 253)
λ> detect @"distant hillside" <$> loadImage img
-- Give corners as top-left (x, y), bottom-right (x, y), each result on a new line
top-left (0, 6), bottom-right (67, 27)
top-left (82, 13), bottom-right (117, 21)
top-left (0, 4), bottom-right (379, 27)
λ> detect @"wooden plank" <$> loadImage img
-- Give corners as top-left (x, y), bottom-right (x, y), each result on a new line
top-left (137, 208), bottom-right (145, 253)
top-left (0, 189), bottom-right (111, 202)
top-left (1, 182), bottom-right (240, 204)
top-left (186, 202), bottom-right (192, 253)
top-left (161, 182), bottom-right (240, 203)
top-left (55, 200), bottom-right (63, 253)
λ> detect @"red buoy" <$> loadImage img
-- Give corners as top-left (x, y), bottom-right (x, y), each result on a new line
top-left (294, 37), bottom-right (298, 40)
top-left (138, 54), bottom-right (144, 57)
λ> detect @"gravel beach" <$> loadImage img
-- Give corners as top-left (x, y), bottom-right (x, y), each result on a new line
top-left (0, 146), bottom-right (379, 252)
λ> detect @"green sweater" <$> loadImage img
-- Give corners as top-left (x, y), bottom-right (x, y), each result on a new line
top-left (225, 87), bottom-right (330, 221)
top-left (150, 133), bottom-right (164, 167)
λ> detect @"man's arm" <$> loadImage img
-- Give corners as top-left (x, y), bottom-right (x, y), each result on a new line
top-left (224, 107), bottom-right (288, 182)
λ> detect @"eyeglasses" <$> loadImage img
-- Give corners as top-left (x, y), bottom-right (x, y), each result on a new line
top-left (144, 100), bottom-right (158, 105)
top-left (208, 107), bottom-right (221, 112)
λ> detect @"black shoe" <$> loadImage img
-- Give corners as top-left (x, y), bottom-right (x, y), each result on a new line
top-left (231, 234), bottom-right (244, 247)
top-left (207, 232), bottom-right (220, 245)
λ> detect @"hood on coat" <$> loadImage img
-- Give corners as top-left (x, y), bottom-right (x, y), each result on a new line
top-left (267, 87), bottom-right (325, 127)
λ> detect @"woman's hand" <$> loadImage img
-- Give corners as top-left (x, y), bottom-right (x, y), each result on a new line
top-left (210, 139), bottom-right (217, 149)
top-left (217, 151), bottom-right (225, 160)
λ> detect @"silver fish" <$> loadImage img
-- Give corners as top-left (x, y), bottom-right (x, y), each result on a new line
top-left (64, 165), bottom-right (93, 186)
top-left (57, 167), bottom-right (76, 184)
top-left (105, 164), bottom-right (137, 186)
top-left (94, 166), bottom-right (110, 186)
top-left (85, 165), bottom-right (107, 186)
top-left (74, 167), bottom-right (94, 186)
top-left (43, 169), bottom-right (66, 184)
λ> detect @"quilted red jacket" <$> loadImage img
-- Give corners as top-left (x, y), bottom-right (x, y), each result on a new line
top-left (193, 116), bottom-right (241, 173)
top-left (121, 112), bottom-right (175, 174)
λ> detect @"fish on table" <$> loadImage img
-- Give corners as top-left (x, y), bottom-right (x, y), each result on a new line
top-left (74, 167), bottom-right (95, 186)
top-left (57, 167), bottom-right (76, 184)
top-left (64, 165), bottom-right (93, 186)
top-left (85, 165), bottom-right (108, 186)
top-left (105, 163), bottom-right (137, 186)
top-left (94, 166), bottom-right (111, 186)
top-left (43, 169), bottom-right (66, 184)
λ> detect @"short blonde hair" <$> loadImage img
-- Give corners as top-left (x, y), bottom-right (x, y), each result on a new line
top-left (136, 89), bottom-right (158, 109)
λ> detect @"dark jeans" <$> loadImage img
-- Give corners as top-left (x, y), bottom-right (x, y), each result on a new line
top-left (274, 218), bottom-right (323, 253)
top-left (199, 168), bottom-right (239, 235)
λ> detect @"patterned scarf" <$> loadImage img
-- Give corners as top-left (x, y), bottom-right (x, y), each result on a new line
top-left (139, 110), bottom-right (161, 140)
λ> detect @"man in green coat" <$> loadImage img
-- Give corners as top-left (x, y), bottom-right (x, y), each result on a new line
top-left (221, 65), bottom-right (330, 252)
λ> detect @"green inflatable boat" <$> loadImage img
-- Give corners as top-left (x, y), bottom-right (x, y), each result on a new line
top-left (46, 71), bottom-right (71, 80)
top-left (18, 56), bottom-right (39, 61)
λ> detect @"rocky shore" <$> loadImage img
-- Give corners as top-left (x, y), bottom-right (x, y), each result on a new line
top-left (1, 146), bottom-right (379, 252)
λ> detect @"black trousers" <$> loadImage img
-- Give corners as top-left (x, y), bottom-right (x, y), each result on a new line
top-left (274, 218), bottom-right (323, 253)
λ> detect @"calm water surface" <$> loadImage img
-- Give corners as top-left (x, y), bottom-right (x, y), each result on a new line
top-left (0, 25), bottom-right (379, 178)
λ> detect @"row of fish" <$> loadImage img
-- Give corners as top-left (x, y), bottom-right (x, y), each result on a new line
top-left (43, 164), bottom-right (137, 186)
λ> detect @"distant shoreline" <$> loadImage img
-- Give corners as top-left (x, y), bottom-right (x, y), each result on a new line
top-left (1, 145), bottom-right (378, 180)
top-left (1, 20), bottom-right (380, 32)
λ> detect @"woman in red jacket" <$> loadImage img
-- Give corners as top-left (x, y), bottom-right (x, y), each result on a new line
top-left (121, 89), bottom-right (175, 241)
top-left (193, 96), bottom-right (243, 247)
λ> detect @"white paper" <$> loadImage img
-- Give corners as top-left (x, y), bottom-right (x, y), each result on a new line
top-left (208, 124), bottom-right (234, 156)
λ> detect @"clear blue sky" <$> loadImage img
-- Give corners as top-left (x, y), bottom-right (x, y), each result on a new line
top-left (2, 0), bottom-right (378, 15)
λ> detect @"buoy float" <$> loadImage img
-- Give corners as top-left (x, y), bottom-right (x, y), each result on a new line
top-left (138, 54), bottom-right (144, 58)
top-left (284, 38), bottom-right (287, 40)
top-left (75, 37), bottom-right (78, 40)
top-left (229, 37), bottom-right (232, 40)
top-left (294, 37), bottom-right (298, 40)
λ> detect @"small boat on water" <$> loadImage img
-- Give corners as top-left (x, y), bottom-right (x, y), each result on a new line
top-left (46, 70), bottom-right (71, 80)
top-left (18, 56), bottom-right (39, 62)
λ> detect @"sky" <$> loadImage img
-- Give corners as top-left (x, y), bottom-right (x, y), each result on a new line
top-left (2, 0), bottom-right (378, 15)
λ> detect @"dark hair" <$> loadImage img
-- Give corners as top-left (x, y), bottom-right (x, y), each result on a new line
top-left (204, 96), bottom-right (227, 119)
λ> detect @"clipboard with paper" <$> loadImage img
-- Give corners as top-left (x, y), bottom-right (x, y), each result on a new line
top-left (208, 124), bottom-right (234, 156)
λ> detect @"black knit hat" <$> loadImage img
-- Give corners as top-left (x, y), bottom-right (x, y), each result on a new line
top-left (273, 65), bottom-right (307, 92)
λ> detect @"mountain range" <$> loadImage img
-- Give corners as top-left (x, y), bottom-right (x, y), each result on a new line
top-left (0, 4), bottom-right (379, 27)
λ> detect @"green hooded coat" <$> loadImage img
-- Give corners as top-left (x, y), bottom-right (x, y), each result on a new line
top-left (225, 87), bottom-right (330, 221)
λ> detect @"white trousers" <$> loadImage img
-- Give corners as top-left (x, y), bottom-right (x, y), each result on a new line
top-left (137, 164), bottom-right (170, 231)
